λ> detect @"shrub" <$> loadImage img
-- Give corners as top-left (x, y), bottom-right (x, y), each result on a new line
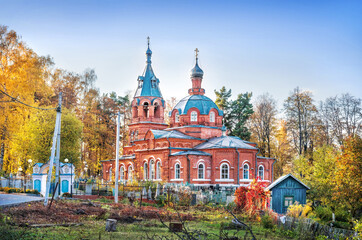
top-left (287, 201), bottom-right (313, 219)
top-left (25, 189), bottom-right (39, 194)
top-left (261, 213), bottom-right (274, 229)
top-left (234, 178), bottom-right (269, 217)
top-left (315, 206), bottom-right (333, 222)
top-left (62, 192), bottom-right (71, 198)
top-left (334, 208), bottom-right (351, 222)
top-left (177, 187), bottom-right (191, 207)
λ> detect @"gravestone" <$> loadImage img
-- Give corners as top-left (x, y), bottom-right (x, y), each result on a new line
top-left (191, 194), bottom-right (197, 206)
top-left (105, 219), bottom-right (117, 232)
top-left (148, 187), bottom-right (152, 199)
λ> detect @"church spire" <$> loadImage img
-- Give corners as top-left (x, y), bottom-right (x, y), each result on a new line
top-left (134, 37), bottom-right (162, 98)
top-left (189, 48), bottom-right (205, 95)
top-left (146, 36), bottom-right (152, 63)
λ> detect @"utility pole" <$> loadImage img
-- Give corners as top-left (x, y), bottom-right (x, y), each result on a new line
top-left (114, 112), bottom-right (120, 203)
top-left (44, 93), bottom-right (62, 206)
top-left (54, 101), bottom-right (62, 199)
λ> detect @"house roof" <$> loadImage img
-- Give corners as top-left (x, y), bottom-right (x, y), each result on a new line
top-left (194, 136), bottom-right (257, 150)
top-left (266, 173), bottom-right (310, 190)
top-left (149, 129), bottom-right (202, 140)
top-left (171, 150), bottom-right (211, 156)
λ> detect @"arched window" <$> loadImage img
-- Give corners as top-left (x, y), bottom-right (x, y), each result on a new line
top-left (135, 131), bottom-right (138, 141)
top-left (149, 159), bottom-right (155, 180)
top-left (175, 112), bottom-right (180, 123)
top-left (154, 102), bottom-right (160, 118)
top-left (175, 163), bottom-right (180, 179)
top-left (128, 165), bottom-right (133, 181)
top-left (131, 131), bottom-right (134, 142)
top-left (210, 111), bottom-right (215, 123)
top-left (143, 102), bottom-right (149, 118)
top-left (120, 166), bottom-right (124, 180)
top-left (198, 163), bottom-right (205, 179)
top-left (109, 167), bottom-right (112, 181)
top-left (144, 162), bottom-right (148, 180)
top-left (221, 163), bottom-right (229, 179)
top-left (156, 161), bottom-right (161, 179)
top-left (243, 164), bottom-right (249, 179)
top-left (258, 165), bottom-right (264, 180)
top-left (191, 111), bottom-right (197, 122)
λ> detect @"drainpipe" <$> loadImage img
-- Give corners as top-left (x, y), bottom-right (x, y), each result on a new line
top-left (166, 136), bottom-right (171, 181)
top-left (255, 149), bottom-right (260, 179)
top-left (186, 154), bottom-right (191, 184)
top-left (271, 159), bottom-right (276, 182)
top-left (235, 148), bottom-right (240, 186)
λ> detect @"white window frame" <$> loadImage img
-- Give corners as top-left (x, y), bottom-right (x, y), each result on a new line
top-left (191, 111), bottom-right (198, 122)
top-left (258, 165), bottom-right (264, 180)
top-left (156, 161), bottom-right (161, 179)
top-left (149, 159), bottom-right (155, 180)
top-left (220, 163), bottom-right (229, 179)
top-left (128, 165), bottom-right (133, 181)
top-left (243, 164), bottom-right (249, 180)
top-left (144, 162), bottom-right (148, 180)
top-left (198, 163), bottom-right (205, 179)
top-left (209, 111), bottom-right (215, 122)
top-left (175, 112), bottom-right (180, 123)
top-left (109, 167), bottom-right (112, 181)
top-left (120, 166), bottom-right (124, 180)
top-left (175, 163), bottom-right (181, 179)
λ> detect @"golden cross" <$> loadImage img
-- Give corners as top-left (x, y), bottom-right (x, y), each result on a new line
top-left (195, 48), bottom-right (199, 59)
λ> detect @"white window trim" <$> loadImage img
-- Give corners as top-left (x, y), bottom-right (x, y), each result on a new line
top-left (191, 111), bottom-right (198, 122)
top-left (175, 112), bottom-right (180, 123)
top-left (175, 163), bottom-right (181, 179)
top-left (170, 179), bottom-right (184, 182)
top-left (243, 163), bottom-right (250, 180)
top-left (210, 111), bottom-right (215, 122)
top-left (258, 165), bottom-right (264, 180)
top-left (144, 162), bottom-right (148, 180)
top-left (198, 163), bottom-right (205, 179)
top-left (220, 163), bottom-right (230, 179)
top-left (192, 179), bottom-right (211, 182)
top-left (215, 179), bottom-right (235, 182)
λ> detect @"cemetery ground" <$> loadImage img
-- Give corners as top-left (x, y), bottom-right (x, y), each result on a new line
top-left (0, 197), bottom-right (304, 240)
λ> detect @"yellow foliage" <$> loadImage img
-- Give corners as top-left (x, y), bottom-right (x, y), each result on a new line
top-left (287, 201), bottom-right (313, 219)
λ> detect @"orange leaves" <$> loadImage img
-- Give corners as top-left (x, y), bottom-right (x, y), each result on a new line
top-left (234, 178), bottom-right (270, 217)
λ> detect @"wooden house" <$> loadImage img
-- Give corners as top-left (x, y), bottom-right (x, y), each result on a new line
top-left (266, 174), bottom-right (310, 214)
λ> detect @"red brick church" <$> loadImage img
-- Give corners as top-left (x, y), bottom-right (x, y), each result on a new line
top-left (102, 41), bottom-right (276, 187)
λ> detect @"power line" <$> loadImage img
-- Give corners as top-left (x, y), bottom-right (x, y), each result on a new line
top-left (0, 89), bottom-right (57, 111)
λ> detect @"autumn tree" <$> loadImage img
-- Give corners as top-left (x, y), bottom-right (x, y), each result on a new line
top-left (284, 87), bottom-right (318, 156)
top-left (273, 120), bottom-right (293, 178)
top-left (333, 136), bottom-right (362, 217)
top-left (0, 25), bottom-right (53, 171)
top-left (249, 93), bottom-right (277, 157)
top-left (10, 108), bottom-right (82, 171)
top-left (164, 97), bottom-right (177, 125)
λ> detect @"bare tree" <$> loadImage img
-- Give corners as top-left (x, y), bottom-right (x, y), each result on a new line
top-left (249, 93), bottom-right (277, 157)
top-left (284, 87), bottom-right (318, 156)
top-left (319, 93), bottom-right (362, 145)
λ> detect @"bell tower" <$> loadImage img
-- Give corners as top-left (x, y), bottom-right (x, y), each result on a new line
top-left (128, 38), bottom-right (168, 144)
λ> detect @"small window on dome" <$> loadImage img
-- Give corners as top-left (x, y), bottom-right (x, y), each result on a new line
top-left (175, 112), bottom-right (180, 123)
top-left (210, 112), bottom-right (215, 122)
top-left (191, 111), bottom-right (197, 122)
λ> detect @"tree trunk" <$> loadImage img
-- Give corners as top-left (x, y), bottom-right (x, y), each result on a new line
top-left (0, 142), bottom-right (4, 171)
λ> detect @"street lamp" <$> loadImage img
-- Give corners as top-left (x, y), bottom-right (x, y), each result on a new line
top-left (64, 158), bottom-right (73, 197)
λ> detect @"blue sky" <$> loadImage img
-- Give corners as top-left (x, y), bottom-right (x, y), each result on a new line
top-left (1, 0), bottom-right (361, 109)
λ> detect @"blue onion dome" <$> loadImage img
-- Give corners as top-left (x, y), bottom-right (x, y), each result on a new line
top-left (171, 95), bottom-right (223, 116)
top-left (190, 59), bottom-right (204, 78)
